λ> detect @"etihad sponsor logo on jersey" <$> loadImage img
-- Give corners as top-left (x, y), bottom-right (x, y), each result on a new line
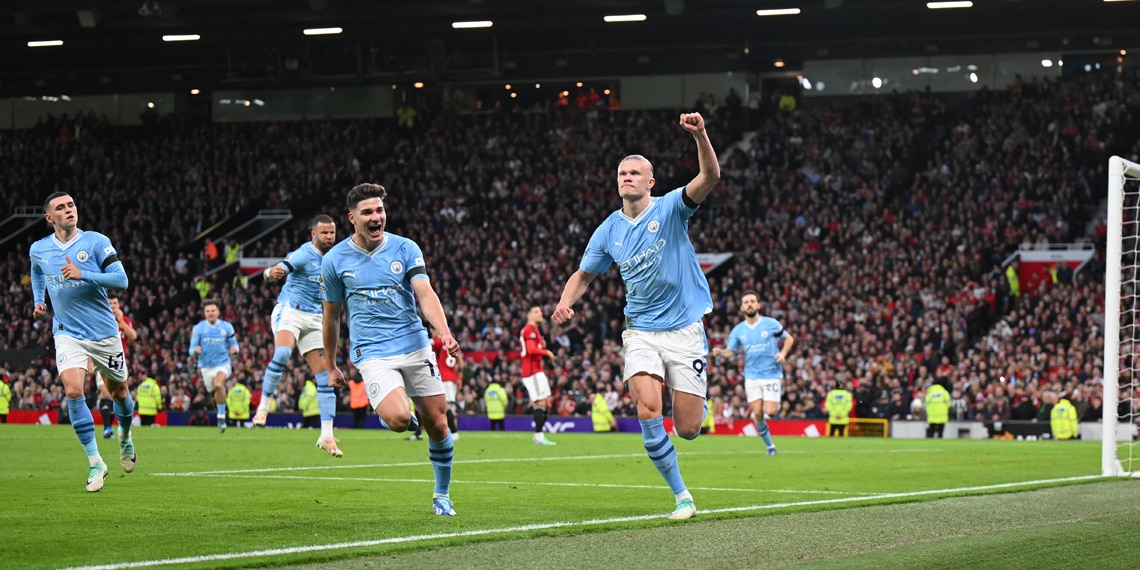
top-left (618, 238), bottom-right (667, 274)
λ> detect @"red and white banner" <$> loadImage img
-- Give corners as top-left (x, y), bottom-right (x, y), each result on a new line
top-left (1015, 248), bottom-right (1093, 294)
top-left (239, 257), bottom-right (282, 276)
top-left (696, 253), bottom-right (733, 275)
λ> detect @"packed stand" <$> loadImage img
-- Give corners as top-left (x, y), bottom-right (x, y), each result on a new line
top-left (2, 71), bottom-right (1138, 432)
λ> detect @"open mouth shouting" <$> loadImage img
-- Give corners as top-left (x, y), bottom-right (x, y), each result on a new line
top-left (366, 221), bottom-right (384, 239)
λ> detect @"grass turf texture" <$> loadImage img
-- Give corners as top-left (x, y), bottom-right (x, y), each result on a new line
top-left (0, 425), bottom-right (1132, 569)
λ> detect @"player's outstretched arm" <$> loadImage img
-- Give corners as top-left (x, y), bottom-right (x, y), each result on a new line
top-left (411, 278), bottom-right (459, 356)
top-left (552, 269), bottom-right (597, 324)
top-left (679, 112), bottom-right (721, 205)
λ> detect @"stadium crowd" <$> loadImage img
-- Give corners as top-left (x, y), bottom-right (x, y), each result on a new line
top-left (2, 69), bottom-right (1139, 432)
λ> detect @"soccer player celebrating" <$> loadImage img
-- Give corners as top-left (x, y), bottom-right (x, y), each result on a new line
top-left (322, 183), bottom-right (460, 517)
top-left (553, 112), bottom-right (720, 520)
top-left (189, 299), bottom-right (239, 432)
top-left (31, 192), bottom-right (136, 492)
top-left (520, 306), bottom-right (557, 445)
top-left (712, 291), bottom-right (795, 455)
top-left (253, 215), bottom-right (343, 457)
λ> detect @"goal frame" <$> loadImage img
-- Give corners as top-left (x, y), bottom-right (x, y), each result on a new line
top-left (1104, 155), bottom-right (1140, 477)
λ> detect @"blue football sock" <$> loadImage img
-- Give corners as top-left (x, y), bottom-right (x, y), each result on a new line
top-left (755, 417), bottom-right (775, 449)
top-left (640, 417), bottom-right (686, 495)
top-left (114, 393), bottom-right (135, 440)
top-left (428, 432), bottom-right (454, 496)
top-left (262, 346), bottom-right (291, 400)
top-left (68, 397), bottom-right (100, 462)
top-left (316, 371), bottom-right (335, 422)
top-left (216, 403), bottom-right (226, 422)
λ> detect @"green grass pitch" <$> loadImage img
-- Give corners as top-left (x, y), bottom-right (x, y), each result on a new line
top-left (0, 425), bottom-right (1136, 569)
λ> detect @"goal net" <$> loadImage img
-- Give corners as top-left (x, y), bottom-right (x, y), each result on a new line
top-left (1104, 156), bottom-right (1140, 477)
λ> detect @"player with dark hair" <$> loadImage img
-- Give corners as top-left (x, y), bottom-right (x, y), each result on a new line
top-left (322, 183), bottom-right (460, 516)
top-left (713, 291), bottom-right (794, 455)
top-left (520, 306), bottom-right (557, 445)
top-left (253, 215), bottom-right (343, 456)
top-left (91, 292), bottom-right (138, 438)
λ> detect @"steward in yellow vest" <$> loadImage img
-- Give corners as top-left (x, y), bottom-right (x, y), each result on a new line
top-left (136, 376), bottom-right (163, 426)
top-left (1050, 394), bottom-right (1078, 440)
top-left (484, 382), bottom-right (508, 431)
top-left (825, 381), bottom-right (853, 437)
top-left (226, 381), bottom-right (251, 422)
top-left (591, 391), bottom-right (616, 433)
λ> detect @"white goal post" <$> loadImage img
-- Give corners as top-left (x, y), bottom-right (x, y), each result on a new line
top-left (1104, 155), bottom-right (1140, 477)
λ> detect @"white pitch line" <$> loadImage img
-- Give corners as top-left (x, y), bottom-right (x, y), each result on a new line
top-left (149, 447), bottom-right (939, 477)
top-left (184, 473), bottom-right (870, 495)
top-left (60, 475), bottom-right (1104, 570)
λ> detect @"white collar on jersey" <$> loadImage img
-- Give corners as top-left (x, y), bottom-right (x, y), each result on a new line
top-left (348, 233), bottom-right (389, 257)
top-left (52, 228), bottom-right (84, 250)
top-left (618, 198), bottom-right (658, 226)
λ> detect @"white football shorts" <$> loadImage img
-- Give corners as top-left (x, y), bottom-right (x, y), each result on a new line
top-left (271, 303), bottom-right (324, 356)
top-left (357, 347), bottom-right (444, 409)
top-left (55, 335), bottom-right (127, 384)
top-left (621, 321), bottom-right (708, 397)
top-left (522, 372), bottom-right (552, 403)
top-left (442, 380), bottom-right (458, 404)
top-left (745, 379), bottom-right (783, 404)
top-left (200, 364), bottom-right (232, 392)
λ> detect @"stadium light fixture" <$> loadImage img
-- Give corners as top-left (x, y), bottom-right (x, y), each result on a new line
top-left (190, 88), bottom-right (200, 95)
top-left (926, 1), bottom-right (972, 8)
top-left (604, 14), bottom-right (647, 23)
top-left (452, 20), bottom-right (493, 29)
top-left (27, 40), bottom-right (63, 47)
top-left (303, 27), bottom-right (342, 35)
top-left (162, 34), bottom-right (200, 42)
top-left (756, 8), bottom-right (801, 16)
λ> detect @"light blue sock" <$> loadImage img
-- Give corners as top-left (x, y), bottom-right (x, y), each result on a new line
top-left (114, 393), bottom-right (135, 440)
top-left (640, 417), bottom-right (686, 495)
top-left (755, 418), bottom-right (775, 449)
top-left (428, 432), bottom-right (454, 496)
top-left (216, 403), bottom-right (226, 422)
top-left (262, 346), bottom-right (291, 400)
top-left (68, 397), bottom-right (100, 462)
top-left (316, 371), bottom-right (336, 421)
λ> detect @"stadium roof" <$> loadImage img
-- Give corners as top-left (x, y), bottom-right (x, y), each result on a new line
top-left (1, 0), bottom-right (1135, 94)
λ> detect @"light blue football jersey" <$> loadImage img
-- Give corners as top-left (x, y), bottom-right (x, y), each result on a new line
top-left (580, 187), bottom-right (713, 332)
top-left (320, 233), bottom-right (431, 363)
top-left (190, 319), bottom-right (239, 368)
top-left (29, 229), bottom-right (125, 341)
top-left (726, 316), bottom-right (789, 379)
top-left (275, 242), bottom-right (324, 314)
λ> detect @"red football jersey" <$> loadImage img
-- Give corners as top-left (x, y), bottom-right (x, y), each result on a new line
top-left (430, 337), bottom-right (462, 383)
top-left (519, 323), bottom-right (547, 377)
top-left (118, 316), bottom-right (133, 357)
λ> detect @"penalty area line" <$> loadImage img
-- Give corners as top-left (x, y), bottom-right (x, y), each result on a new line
top-left (60, 475), bottom-right (1103, 570)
